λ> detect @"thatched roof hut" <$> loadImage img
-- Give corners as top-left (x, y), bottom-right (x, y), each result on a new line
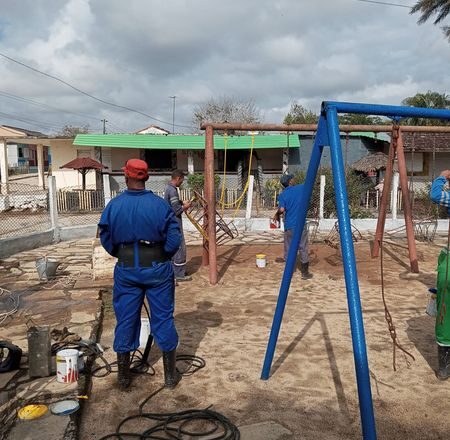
top-left (351, 152), bottom-right (398, 182)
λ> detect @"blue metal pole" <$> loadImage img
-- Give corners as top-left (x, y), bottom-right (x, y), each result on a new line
top-left (261, 116), bottom-right (326, 380)
top-left (326, 106), bottom-right (377, 440)
top-left (323, 101), bottom-right (450, 121)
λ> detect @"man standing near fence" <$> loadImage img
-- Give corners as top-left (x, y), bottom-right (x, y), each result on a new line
top-left (430, 169), bottom-right (450, 380)
top-left (98, 159), bottom-right (182, 390)
top-left (273, 174), bottom-right (313, 280)
top-left (164, 170), bottom-right (192, 282)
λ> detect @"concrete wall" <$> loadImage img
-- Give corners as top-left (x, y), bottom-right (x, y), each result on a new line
top-left (51, 140), bottom-right (97, 188)
top-left (7, 145), bottom-right (18, 167)
top-left (0, 229), bottom-right (54, 258)
top-left (111, 148), bottom-right (141, 171)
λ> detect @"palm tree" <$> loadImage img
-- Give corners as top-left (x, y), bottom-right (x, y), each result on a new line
top-left (411, 0), bottom-right (450, 40)
top-left (402, 91), bottom-right (450, 125)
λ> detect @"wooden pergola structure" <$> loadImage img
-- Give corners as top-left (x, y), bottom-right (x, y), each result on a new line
top-left (200, 122), bottom-right (450, 285)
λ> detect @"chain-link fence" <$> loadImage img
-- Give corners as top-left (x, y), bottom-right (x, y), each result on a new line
top-left (0, 182), bottom-right (51, 239)
top-left (57, 184), bottom-right (104, 227)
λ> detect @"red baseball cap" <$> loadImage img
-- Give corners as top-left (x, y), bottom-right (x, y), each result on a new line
top-left (122, 159), bottom-right (149, 181)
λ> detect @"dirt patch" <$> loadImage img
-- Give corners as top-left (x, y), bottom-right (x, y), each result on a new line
top-left (80, 240), bottom-right (447, 439)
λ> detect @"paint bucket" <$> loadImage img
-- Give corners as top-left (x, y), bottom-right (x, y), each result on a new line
top-left (36, 257), bottom-right (61, 280)
top-left (270, 219), bottom-right (280, 229)
top-left (139, 317), bottom-right (151, 348)
top-left (56, 349), bottom-right (79, 383)
top-left (77, 351), bottom-right (84, 373)
top-left (256, 254), bottom-right (267, 268)
top-left (426, 288), bottom-right (437, 317)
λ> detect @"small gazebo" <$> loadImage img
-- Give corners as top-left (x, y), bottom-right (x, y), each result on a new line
top-left (350, 152), bottom-right (397, 183)
top-left (60, 157), bottom-right (107, 190)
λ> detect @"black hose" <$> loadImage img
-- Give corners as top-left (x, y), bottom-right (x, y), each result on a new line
top-left (97, 355), bottom-right (240, 440)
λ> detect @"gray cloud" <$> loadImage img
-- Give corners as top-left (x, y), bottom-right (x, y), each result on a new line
top-left (0, 0), bottom-right (448, 134)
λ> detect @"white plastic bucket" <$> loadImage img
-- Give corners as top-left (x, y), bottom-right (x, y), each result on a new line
top-left (256, 254), bottom-right (267, 268)
top-left (56, 349), bottom-right (79, 383)
top-left (139, 317), bottom-right (151, 348)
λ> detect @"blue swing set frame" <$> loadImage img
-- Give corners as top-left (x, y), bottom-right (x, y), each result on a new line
top-left (261, 101), bottom-right (450, 440)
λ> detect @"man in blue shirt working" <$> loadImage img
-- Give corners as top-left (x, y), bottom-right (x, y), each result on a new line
top-left (430, 169), bottom-right (450, 380)
top-left (273, 174), bottom-right (313, 280)
top-left (99, 159), bottom-right (182, 390)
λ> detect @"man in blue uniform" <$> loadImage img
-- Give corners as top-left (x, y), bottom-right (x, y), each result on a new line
top-left (98, 159), bottom-right (182, 390)
top-left (430, 169), bottom-right (450, 380)
top-left (164, 170), bottom-right (192, 282)
top-left (273, 174), bottom-right (312, 280)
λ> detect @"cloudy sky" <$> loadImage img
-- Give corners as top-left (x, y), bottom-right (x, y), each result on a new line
top-left (0, 0), bottom-right (449, 134)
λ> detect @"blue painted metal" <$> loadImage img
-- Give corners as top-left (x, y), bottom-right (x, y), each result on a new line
top-left (260, 116), bottom-right (326, 381)
top-left (326, 105), bottom-right (377, 439)
top-left (323, 101), bottom-right (450, 120)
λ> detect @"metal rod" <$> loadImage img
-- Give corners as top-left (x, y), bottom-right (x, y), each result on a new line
top-left (325, 106), bottom-right (377, 440)
top-left (205, 126), bottom-right (217, 284)
top-left (396, 129), bottom-right (419, 273)
top-left (323, 101), bottom-right (450, 120)
top-left (372, 126), bottom-right (397, 258)
top-left (200, 122), bottom-right (450, 133)
top-left (261, 116), bottom-right (325, 381)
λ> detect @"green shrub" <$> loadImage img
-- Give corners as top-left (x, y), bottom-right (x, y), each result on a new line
top-left (187, 173), bottom-right (220, 193)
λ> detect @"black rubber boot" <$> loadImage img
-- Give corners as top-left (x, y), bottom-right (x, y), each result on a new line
top-left (300, 262), bottom-right (313, 280)
top-left (436, 345), bottom-right (450, 380)
top-left (163, 350), bottom-right (181, 389)
top-left (117, 352), bottom-right (131, 390)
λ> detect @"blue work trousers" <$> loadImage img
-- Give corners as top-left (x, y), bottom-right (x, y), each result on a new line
top-left (113, 261), bottom-right (178, 353)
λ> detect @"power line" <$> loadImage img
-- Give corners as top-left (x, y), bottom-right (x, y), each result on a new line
top-left (0, 52), bottom-right (196, 130)
top-left (0, 89), bottom-right (100, 122)
top-left (355, 0), bottom-right (412, 8)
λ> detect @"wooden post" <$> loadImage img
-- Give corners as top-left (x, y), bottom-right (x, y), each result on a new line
top-left (372, 126), bottom-right (396, 258)
top-left (204, 126), bottom-right (217, 284)
top-left (396, 129), bottom-right (419, 273)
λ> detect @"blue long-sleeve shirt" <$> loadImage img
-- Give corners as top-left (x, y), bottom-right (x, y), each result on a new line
top-left (98, 190), bottom-right (182, 257)
top-left (430, 176), bottom-right (450, 216)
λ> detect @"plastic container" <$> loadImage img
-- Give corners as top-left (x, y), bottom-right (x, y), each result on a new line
top-left (426, 288), bottom-right (437, 317)
top-left (256, 254), bottom-right (267, 268)
top-left (36, 257), bottom-right (60, 280)
top-left (139, 317), bottom-right (151, 348)
top-left (270, 219), bottom-right (280, 229)
top-left (56, 349), bottom-right (79, 383)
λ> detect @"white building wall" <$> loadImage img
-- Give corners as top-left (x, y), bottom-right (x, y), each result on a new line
top-left (7, 144), bottom-right (18, 167)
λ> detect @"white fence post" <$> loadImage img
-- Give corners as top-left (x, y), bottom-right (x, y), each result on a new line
top-left (103, 174), bottom-right (112, 205)
top-left (319, 174), bottom-right (326, 220)
top-left (245, 175), bottom-right (254, 220)
top-left (187, 151), bottom-right (194, 174)
top-left (48, 176), bottom-right (59, 241)
top-left (392, 172), bottom-right (399, 220)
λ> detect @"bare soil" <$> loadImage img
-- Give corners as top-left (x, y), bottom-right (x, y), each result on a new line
top-left (80, 240), bottom-right (450, 439)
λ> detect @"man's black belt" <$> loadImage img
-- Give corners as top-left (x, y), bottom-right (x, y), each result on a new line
top-left (117, 241), bottom-right (169, 267)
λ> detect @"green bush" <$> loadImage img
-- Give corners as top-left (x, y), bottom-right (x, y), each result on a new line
top-left (187, 173), bottom-right (220, 193)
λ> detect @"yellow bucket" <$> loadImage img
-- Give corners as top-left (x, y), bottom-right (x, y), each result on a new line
top-left (256, 254), bottom-right (267, 268)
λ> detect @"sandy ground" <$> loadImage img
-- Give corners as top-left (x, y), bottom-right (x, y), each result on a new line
top-left (79, 239), bottom-right (450, 440)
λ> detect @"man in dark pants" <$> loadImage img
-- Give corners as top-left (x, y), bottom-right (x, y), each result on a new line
top-left (164, 170), bottom-right (192, 282)
top-left (430, 169), bottom-right (450, 380)
top-left (273, 174), bottom-right (312, 280)
top-left (98, 159), bottom-right (182, 390)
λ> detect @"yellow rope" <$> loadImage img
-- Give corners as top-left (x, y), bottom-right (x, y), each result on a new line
top-left (219, 134), bottom-right (255, 213)
top-left (219, 133), bottom-right (228, 214)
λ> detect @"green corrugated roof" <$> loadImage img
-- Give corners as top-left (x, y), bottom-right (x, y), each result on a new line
top-left (349, 132), bottom-right (391, 142)
top-left (73, 134), bottom-right (299, 150)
